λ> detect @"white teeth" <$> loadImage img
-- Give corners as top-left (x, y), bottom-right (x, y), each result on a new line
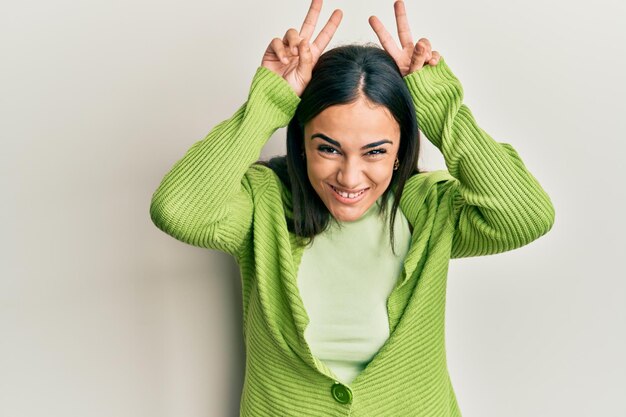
top-left (332, 185), bottom-right (366, 199)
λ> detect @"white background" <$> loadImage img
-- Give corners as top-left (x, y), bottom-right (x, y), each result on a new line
top-left (1, 0), bottom-right (625, 416)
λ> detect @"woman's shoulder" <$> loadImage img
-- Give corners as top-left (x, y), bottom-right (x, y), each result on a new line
top-left (243, 161), bottom-right (293, 213)
top-left (404, 169), bottom-right (457, 192)
top-left (399, 169), bottom-right (458, 220)
top-left (243, 162), bottom-right (286, 196)
top-left (245, 161), bottom-right (277, 182)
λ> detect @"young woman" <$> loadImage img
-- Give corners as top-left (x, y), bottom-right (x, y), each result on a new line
top-left (149, 0), bottom-right (555, 415)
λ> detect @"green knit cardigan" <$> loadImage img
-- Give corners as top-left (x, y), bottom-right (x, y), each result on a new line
top-left (149, 56), bottom-right (555, 416)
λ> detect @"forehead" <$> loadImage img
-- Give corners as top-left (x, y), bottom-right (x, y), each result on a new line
top-left (305, 98), bottom-right (400, 142)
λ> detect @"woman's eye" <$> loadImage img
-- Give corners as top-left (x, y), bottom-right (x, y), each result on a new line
top-left (318, 145), bottom-right (339, 154)
top-left (367, 149), bottom-right (386, 156)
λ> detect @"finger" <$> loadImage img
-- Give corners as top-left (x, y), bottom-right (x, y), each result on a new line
top-left (283, 28), bottom-right (301, 55)
top-left (417, 38), bottom-right (432, 56)
top-left (408, 42), bottom-right (427, 73)
top-left (368, 15), bottom-right (402, 62)
top-left (270, 38), bottom-right (290, 64)
top-left (311, 9), bottom-right (343, 59)
top-left (299, 0), bottom-right (322, 40)
top-left (394, 0), bottom-right (414, 50)
top-left (297, 39), bottom-right (313, 76)
top-left (429, 50), bottom-right (441, 65)
top-left (416, 38), bottom-right (432, 62)
top-left (417, 37), bottom-right (432, 49)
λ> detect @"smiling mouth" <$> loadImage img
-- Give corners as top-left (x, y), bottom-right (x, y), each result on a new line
top-left (329, 184), bottom-right (369, 199)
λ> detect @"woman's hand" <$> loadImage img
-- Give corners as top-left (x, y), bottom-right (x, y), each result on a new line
top-left (261, 0), bottom-right (343, 97)
top-left (368, 0), bottom-right (441, 77)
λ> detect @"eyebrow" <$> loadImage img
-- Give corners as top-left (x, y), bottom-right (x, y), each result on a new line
top-left (310, 133), bottom-right (393, 150)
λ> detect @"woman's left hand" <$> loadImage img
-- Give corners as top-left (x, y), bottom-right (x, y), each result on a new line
top-left (368, 0), bottom-right (441, 77)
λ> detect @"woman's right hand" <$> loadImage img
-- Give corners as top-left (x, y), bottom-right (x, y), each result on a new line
top-left (261, 0), bottom-right (342, 97)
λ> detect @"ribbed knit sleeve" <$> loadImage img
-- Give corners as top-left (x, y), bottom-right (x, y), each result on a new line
top-left (149, 66), bottom-right (301, 257)
top-left (403, 56), bottom-right (555, 258)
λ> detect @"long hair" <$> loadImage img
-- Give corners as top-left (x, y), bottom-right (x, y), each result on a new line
top-left (255, 42), bottom-right (421, 255)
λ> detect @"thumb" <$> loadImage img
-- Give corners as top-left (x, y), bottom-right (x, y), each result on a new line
top-left (297, 39), bottom-right (313, 79)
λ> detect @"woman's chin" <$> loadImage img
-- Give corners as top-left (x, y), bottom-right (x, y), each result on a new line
top-left (327, 199), bottom-right (374, 222)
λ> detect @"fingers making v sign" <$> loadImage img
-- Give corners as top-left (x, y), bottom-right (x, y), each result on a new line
top-left (368, 0), bottom-right (441, 77)
top-left (261, 0), bottom-right (343, 97)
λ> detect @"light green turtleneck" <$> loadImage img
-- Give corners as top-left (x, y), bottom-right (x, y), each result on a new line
top-left (296, 194), bottom-right (413, 385)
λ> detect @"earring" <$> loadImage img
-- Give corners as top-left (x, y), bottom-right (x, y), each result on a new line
top-left (301, 151), bottom-right (305, 159)
top-left (393, 157), bottom-right (399, 170)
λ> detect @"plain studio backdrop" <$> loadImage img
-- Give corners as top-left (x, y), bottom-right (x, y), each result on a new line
top-left (1, 0), bottom-right (625, 416)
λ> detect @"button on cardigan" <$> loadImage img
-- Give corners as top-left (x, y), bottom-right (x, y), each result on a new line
top-left (149, 56), bottom-right (556, 416)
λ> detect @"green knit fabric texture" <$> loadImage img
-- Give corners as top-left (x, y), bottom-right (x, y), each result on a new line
top-left (149, 56), bottom-right (555, 416)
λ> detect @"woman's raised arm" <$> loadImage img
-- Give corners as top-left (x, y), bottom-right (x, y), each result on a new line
top-left (149, 0), bottom-right (342, 259)
top-left (403, 59), bottom-right (555, 258)
top-left (370, 0), bottom-right (555, 258)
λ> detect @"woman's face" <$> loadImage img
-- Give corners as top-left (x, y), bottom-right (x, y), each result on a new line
top-left (303, 96), bottom-right (401, 222)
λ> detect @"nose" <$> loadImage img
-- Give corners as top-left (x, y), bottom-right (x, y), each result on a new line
top-left (336, 157), bottom-right (364, 190)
